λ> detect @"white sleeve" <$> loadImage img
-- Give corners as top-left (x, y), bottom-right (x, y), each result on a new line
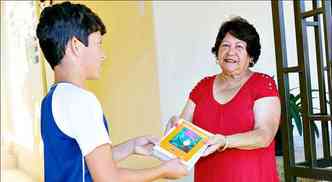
top-left (52, 84), bottom-right (111, 156)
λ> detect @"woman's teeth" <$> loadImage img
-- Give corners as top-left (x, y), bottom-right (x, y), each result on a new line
top-left (224, 59), bottom-right (237, 63)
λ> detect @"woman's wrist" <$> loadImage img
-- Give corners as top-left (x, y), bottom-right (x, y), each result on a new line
top-left (217, 135), bottom-right (228, 152)
top-left (221, 136), bottom-right (228, 151)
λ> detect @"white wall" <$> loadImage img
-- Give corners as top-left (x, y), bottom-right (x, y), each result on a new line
top-left (153, 1), bottom-right (276, 126)
top-left (152, 1), bottom-right (276, 181)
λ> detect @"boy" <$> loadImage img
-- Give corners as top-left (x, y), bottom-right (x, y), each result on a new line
top-left (37, 2), bottom-right (188, 182)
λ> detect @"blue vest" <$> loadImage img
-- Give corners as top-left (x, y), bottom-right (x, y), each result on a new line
top-left (41, 84), bottom-right (109, 182)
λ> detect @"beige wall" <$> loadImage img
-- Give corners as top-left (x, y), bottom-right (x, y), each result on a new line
top-left (41, 0), bottom-right (165, 177)
top-left (76, 0), bottom-right (165, 175)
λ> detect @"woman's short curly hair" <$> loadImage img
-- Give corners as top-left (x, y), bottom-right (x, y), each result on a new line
top-left (211, 16), bottom-right (261, 67)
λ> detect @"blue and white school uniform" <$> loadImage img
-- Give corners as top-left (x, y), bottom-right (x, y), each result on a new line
top-left (41, 83), bottom-right (111, 182)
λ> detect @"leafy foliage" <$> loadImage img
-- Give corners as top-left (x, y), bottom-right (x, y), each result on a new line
top-left (288, 93), bottom-right (319, 136)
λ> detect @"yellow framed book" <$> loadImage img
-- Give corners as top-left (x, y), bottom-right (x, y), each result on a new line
top-left (153, 119), bottom-right (212, 170)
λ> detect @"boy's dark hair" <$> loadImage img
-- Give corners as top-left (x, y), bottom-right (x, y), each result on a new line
top-left (211, 16), bottom-right (261, 67)
top-left (36, 1), bottom-right (106, 69)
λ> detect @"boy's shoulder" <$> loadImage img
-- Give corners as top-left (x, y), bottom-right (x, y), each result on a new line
top-left (52, 83), bottom-right (100, 106)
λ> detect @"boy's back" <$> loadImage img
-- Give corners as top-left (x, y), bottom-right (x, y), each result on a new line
top-left (41, 82), bottom-right (111, 181)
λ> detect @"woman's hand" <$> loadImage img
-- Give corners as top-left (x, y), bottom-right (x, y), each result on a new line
top-left (164, 116), bottom-right (180, 135)
top-left (133, 135), bottom-right (159, 156)
top-left (202, 134), bottom-right (226, 157)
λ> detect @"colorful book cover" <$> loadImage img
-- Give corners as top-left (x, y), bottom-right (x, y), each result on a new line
top-left (153, 119), bottom-right (212, 170)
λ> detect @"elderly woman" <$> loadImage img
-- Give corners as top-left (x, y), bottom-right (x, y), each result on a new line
top-left (166, 17), bottom-right (281, 182)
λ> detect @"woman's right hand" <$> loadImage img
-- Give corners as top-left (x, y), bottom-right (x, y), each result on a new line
top-left (160, 158), bottom-right (188, 179)
top-left (202, 134), bottom-right (226, 157)
top-left (164, 116), bottom-right (179, 135)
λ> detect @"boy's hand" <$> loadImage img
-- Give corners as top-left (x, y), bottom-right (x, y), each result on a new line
top-left (160, 159), bottom-right (188, 179)
top-left (133, 135), bottom-right (159, 156)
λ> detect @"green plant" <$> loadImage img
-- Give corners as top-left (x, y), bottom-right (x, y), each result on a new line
top-left (272, 73), bottom-right (328, 137)
top-left (288, 92), bottom-right (320, 137)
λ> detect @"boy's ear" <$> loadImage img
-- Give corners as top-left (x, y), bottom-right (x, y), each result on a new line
top-left (69, 36), bottom-right (84, 56)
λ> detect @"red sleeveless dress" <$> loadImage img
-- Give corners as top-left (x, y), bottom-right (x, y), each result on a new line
top-left (190, 72), bottom-right (280, 182)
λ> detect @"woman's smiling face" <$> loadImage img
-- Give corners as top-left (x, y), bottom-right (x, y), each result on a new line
top-left (217, 32), bottom-right (252, 75)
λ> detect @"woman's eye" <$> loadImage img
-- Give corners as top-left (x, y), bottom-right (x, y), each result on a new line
top-left (236, 45), bottom-right (244, 49)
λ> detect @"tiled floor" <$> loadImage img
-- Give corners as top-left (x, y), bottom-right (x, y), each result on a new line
top-left (276, 157), bottom-right (332, 182)
top-left (277, 130), bottom-right (332, 182)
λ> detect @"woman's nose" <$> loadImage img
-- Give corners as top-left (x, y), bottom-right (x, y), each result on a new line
top-left (227, 46), bottom-right (236, 55)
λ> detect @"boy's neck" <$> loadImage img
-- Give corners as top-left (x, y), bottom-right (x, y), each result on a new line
top-left (54, 65), bottom-right (85, 89)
